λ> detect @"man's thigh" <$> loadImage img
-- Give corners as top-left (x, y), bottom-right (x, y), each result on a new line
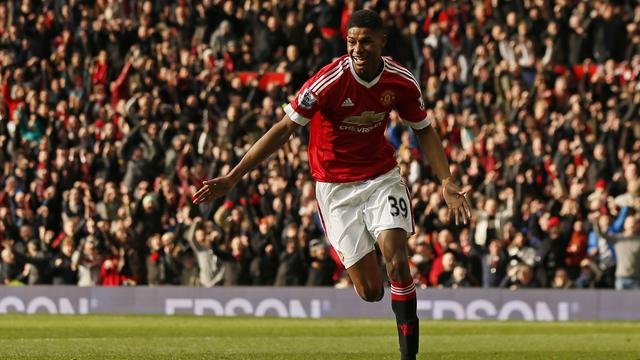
top-left (316, 181), bottom-right (376, 269)
top-left (363, 169), bottom-right (415, 240)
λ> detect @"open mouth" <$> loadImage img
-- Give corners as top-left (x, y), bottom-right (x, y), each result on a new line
top-left (351, 56), bottom-right (368, 67)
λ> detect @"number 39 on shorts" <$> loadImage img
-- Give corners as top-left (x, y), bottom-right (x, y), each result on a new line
top-left (388, 195), bottom-right (408, 217)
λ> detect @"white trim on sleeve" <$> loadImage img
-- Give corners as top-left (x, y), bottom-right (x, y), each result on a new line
top-left (404, 116), bottom-right (431, 130)
top-left (284, 104), bottom-right (311, 126)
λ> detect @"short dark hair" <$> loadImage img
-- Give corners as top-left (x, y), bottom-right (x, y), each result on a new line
top-left (346, 10), bottom-right (383, 32)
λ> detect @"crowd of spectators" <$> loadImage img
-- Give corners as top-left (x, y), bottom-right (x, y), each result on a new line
top-left (0, 0), bottom-right (639, 291)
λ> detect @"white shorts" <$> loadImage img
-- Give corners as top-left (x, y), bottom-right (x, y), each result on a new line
top-left (316, 168), bottom-right (415, 268)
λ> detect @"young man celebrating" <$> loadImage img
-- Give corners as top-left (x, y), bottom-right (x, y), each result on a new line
top-left (194, 9), bottom-right (471, 360)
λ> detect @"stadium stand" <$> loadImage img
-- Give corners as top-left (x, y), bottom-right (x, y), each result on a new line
top-left (0, 0), bottom-right (639, 290)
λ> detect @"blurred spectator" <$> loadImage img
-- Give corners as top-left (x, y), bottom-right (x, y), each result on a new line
top-left (444, 265), bottom-right (472, 288)
top-left (249, 215), bottom-right (280, 285)
top-left (185, 217), bottom-right (224, 287)
top-left (565, 220), bottom-right (588, 278)
top-left (536, 216), bottom-right (571, 287)
top-left (506, 232), bottom-right (536, 272)
top-left (587, 213), bottom-right (617, 288)
top-left (501, 265), bottom-right (540, 289)
top-left (595, 209), bottom-right (640, 290)
top-left (212, 234), bottom-right (253, 286)
top-left (23, 240), bottom-right (48, 285)
top-left (410, 234), bottom-right (434, 287)
top-left (49, 237), bottom-right (77, 285)
top-left (146, 233), bottom-right (164, 286)
top-left (436, 252), bottom-right (456, 287)
top-left (101, 251), bottom-right (124, 287)
top-left (274, 227), bottom-right (306, 286)
top-left (160, 232), bottom-right (183, 285)
top-left (180, 252), bottom-right (200, 286)
top-left (551, 268), bottom-right (575, 289)
top-left (0, 247), bottom-right (25, 285)
top-left (575, 259), bottom-right (601, 289)
top-left (306, 239), bottom-right (337, 286)
top-left (474, 196), bottom-right (513, 247)
top-left (482, 239), bottom-right (508, 288)
top-left (71, 237), bottom-right (102, 287)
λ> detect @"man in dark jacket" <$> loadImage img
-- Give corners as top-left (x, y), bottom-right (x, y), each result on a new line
top-left (306, 239), bottom-right (337, 286)
top-left (275, 235), bottom-right (305, 286)
top-left (49, 237), bottom-right (78, 285)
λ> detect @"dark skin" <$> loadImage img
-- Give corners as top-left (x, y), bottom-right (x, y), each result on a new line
top-left (347, 27), bottom-right (386, 81)
top-left (193, 26), bottom-right (471, 301)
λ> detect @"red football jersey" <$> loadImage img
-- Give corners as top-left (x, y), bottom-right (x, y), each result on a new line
top-left (285, 55), bottom-right (429, 183)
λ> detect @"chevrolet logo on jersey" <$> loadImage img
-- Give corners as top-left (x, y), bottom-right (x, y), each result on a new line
top-left (342, 111), bottom-right (386, 126)
top-left (340, 111), bottom-right (387, 133)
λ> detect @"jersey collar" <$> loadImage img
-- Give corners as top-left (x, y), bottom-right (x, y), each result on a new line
top-left (348, 56), bottom-right (384, 88)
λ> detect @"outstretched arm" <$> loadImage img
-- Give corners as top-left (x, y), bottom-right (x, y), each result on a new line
top-left (594, 220), bottom-right (620, 243)
top-left (415, 125), bottom-right (451, 182)
top-left (192, 115), bottom-right (301, 204)
top-left (414, 124), bottom-right (472, 225)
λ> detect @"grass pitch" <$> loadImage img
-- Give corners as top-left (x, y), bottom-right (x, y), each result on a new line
top-left (0, 315), bottom-right (638, 359)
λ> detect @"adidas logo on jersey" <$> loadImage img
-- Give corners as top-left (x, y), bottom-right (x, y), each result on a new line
top-left (341, 98), bottom-right (355, 107)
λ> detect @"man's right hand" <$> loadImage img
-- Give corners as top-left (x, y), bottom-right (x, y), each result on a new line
top-left (192, 175), bottom-right (236, 204)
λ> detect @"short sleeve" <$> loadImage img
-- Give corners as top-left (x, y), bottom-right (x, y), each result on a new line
top-left (286, 78), bottom-right (322, 126)
top-left (395, 82), bottom-right (430, 130)
top-left (286, 57), bottom-right (350, 126)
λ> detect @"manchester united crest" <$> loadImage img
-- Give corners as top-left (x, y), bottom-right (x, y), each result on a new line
top-left (380, 90), bottom-right (396, 106)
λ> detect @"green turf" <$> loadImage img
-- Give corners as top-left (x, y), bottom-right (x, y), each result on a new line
top-left (0, 315), bottom-right (638, 359)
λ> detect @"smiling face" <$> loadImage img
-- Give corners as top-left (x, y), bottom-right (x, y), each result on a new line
top-left (347, 27), bottom-right (386, 81)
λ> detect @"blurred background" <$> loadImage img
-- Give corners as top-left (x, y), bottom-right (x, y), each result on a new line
top-left (0, 0), bottom-right (639, 295)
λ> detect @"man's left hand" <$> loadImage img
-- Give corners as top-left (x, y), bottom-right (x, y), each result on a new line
top-left (442, 178), bottom-right (472, 225)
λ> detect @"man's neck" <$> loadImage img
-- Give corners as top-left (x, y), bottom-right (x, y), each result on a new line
top-left (361, 59), bottom-right (383, 82)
